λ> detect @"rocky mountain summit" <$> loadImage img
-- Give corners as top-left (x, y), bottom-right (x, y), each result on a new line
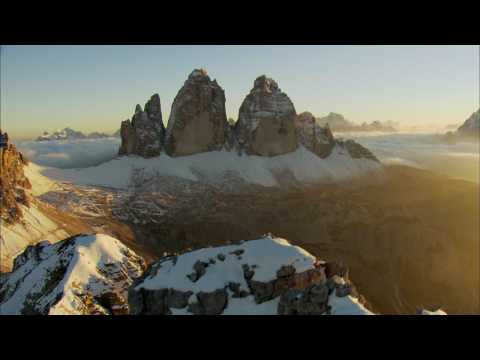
top-left (0, 234), bottom-right (146, 315)
top-left (165, 69), bottom-right (228, 157)
top-left (0, 130), bottom-right (32, 224)
top-left (235, 75), bottom-right (298, 156)
top-left (0, 225), bottom-right (449, 315)
top-left (119, 94), bottom-right (166, 157)
top-left (117, 69), bottom-right (377, 164)
top-left (128, 235), bottom-right (372, 315)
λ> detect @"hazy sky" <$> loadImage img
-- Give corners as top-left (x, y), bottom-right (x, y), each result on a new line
top-left (1, 45), bottom-right (478, 139)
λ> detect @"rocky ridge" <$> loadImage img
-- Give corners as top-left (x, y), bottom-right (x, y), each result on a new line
top-left (0, 229), bottom-right (449, 315)
top-left (119, 94), bottom-right (166, 157)
top-left (128, 235), bottom-right (372, 315)
top-left (0, 234), bottom-right (146, 315)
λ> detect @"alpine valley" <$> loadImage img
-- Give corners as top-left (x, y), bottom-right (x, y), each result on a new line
top-left (1, 70), bottom-right (478, 315)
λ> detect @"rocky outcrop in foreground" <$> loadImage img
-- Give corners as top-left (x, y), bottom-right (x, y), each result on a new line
top-left (234, 75), bottom-right (298, 156)
top-left (0, 234), bottom-right (146, 315)
top-left (164, 69), bottom-right (228, 157)
top-left (128, 235), bottom-right (372, 315)
top-left (1, 230), bottom-right (448, 315)
top-left (0, 130), bottom-right (31, 224)
top-left (118, 94), bottom-right (166, 157)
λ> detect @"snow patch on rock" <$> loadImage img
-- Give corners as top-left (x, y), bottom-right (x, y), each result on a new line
top-left (42, 145), bottom-right (383, 191)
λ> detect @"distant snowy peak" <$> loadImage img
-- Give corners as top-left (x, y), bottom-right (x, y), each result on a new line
top-left (36, 128), bottom-right (112, 141)
top-left (0, 234), bottom-right (146, 315)
top-left (129, 235), bottom-right (373, 315)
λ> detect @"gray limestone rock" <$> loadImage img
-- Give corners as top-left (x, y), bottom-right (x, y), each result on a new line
top-left (235, 75), bottom-right (298, 156)
top-left (164, 69), bottom-right (228, 157)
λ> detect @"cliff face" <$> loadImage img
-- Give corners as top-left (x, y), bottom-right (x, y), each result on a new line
top-left (1, 131), bottom-right (31, 224)
top-left (295, 112), bottom-right (335, 158)
top-left (234, 75), bottom-right (298, 156)
top-left (164, 69), bottom-right (228, 157)
top-left (118, 94), bottom-right (166, 157)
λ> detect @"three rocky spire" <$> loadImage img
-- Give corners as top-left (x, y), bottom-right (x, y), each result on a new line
top-left (118, 68), bottom-right (337, 159)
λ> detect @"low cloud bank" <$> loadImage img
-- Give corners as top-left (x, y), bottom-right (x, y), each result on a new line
top-left (15, 138), bottom-right (121, 169)
top-left (13, 133), bottom-right (479, 183)
top-left (339, 132), bottom-right (479, 183)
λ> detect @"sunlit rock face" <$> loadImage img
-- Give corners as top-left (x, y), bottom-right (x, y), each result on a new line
top-left (164, 69), bottom-right (228, 157)
top-left (295, 112), bottom-right (336, 158)
top-left (0, 131), bottom-right (31, 224)
top-left (118, 94), bottom-right (166, 158)
top-left (235, 75), bottom-right (298, 156)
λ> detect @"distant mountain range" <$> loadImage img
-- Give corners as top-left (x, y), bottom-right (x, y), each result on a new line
top-left (315, 112), bottom-right (397, 132)
top-left (36, 127), bottom-right (120, 141)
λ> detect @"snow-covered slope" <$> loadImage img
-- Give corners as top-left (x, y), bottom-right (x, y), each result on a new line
top-left (42, 145), bottom-right (383, 191)
top-left (129, 236), bottom-right (373, 315)
top-left (0, 163), bottom-right (85, 271)
top-left (0, 204), bottom-right (70, 271)
top-left (23, 162), bottom-right (62, 196)
top-left (0, 234), bottom-right (146, 315)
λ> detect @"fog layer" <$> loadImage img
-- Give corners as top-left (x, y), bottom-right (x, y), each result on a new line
top-left (338, 132), bottom-right (479, 183)
top-left (15, 138), bottom-right (121, 169)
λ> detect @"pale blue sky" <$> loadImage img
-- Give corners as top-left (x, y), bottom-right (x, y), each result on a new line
top-left (1, 45), bottom-right (478, 139)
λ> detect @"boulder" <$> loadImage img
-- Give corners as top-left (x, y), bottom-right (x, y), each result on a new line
top-left (278, 283), bottom-right (330, 315)
top-left (189, 289), bottom-right (228, 315)
top-left (235, 75), bottom-right (298, 156)
top-left (164, 69), bottom-right (228, 157)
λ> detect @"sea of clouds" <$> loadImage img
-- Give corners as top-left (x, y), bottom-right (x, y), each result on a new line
top-left (14, 133), bottom-right (479, 183)
top-left (338, 132), bottom-right (479, 183)
top-left (15, 138), bottom-right (121, 169)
